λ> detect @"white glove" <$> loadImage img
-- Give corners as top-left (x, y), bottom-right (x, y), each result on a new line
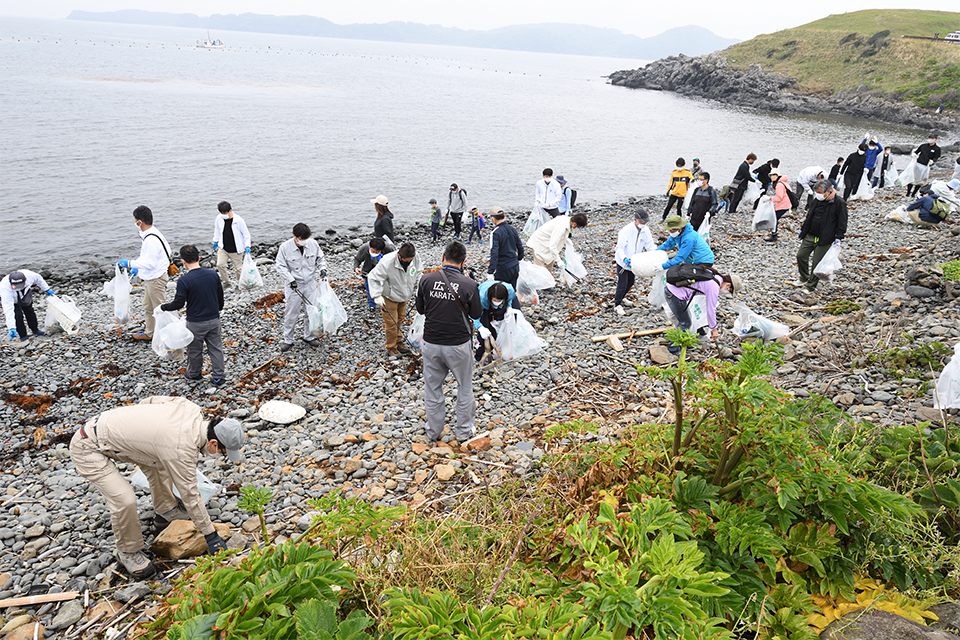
top-left (478, 326), bottom-right (492, 340)
top-left (374, 296), bottom-right (385, 307)
top-left (929, 160), bottom-right (936, 166)
top-left (653, 264), bottom-right (665, 273)
top-left (486, 274), bottom-right (494, 281)
top-left (863, 131), bottom-right (870, 140)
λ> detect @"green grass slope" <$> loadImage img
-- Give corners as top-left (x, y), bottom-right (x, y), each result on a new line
top-left (723, 9), bottom-right (960, 109)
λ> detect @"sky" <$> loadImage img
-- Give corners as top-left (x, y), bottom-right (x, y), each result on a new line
top-left (0, 1), bottom-right (953, 41)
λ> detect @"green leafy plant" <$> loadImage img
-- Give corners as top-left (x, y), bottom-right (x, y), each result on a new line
top-left (238, 484), bottom-right (274, 543)
top-left (295, 599), bottom-right (374, 640)
top-left (943, 260), bottom-right (960, 282)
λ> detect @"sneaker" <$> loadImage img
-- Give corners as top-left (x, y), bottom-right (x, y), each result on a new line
top-left (397, 346), bottom-right (412, 355)
top-left (132, 332), bottom-right (151, 341)
top-left (279, 342), bottom-right (294, 352)
top-left (465, 240), bottom-right (471, 244)
top-left (19, 336), bottom-right (29, 342)
top-left (153, 505), bottom-right (190, 530)
top-left (32, 330), bottom-right (46, 337)
top-left (762, 233), bottom-right (778, 243)
top-left (623, 299), bottom-right (634, 306)
top-left (184, 374), bottom-right (202, 382)
top-left (116, 550), bottom-right (156, 580)
top-left (615, 305), bottom-right (625, 316)
top-left (386, 348), bottom-right (400, 357)
top-left (212, 378), bottom-right (226, 387)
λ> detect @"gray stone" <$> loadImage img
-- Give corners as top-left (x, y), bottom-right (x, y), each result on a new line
top-left (906, 286), bottom-right (936, 298)
top-left (930, 603), bottom-right (960, 634)
top-left (822, 609), bottom-right (960, 639)
top-left (115, 581), bottom-right (152, 604)
top-left (47, 599), bottom-right (84, 631)
top-left (871, 390), bottom-right (894, 403)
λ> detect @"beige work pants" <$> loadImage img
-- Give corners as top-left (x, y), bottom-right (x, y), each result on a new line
top-left (142, 274), bottom-right (169, 337)
top-left (216, 249), bottom-right (244, 289)
top-left (381, 298), bottom-right (407, 350)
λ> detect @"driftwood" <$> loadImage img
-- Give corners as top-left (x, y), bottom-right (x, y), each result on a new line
top-left (0, 591), bottom-right (79, 608)
top-left (591, 327), bottom-right (671, 342)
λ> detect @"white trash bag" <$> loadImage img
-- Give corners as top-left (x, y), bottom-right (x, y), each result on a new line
top-left (130, 467), bottom-right (221, 504)
top-left (238, 252), bottom-right (264, 289)
top-left (933, 342), bottom-right (960, 410)
top-left (47, 294), bottom-right (82, 335)
top-left (152, 308), bottom-right (194, 360)
top-left (497, 309), bottom-right (545, 361)
top-left (744, 180), bottom-right (762, 204)
top-left (883, 163), bottom-right (898, 189)
top-left (44, 308), bottom-right (60, 335)
top-left (752, 196), bottom-right (777, 231)
top-left (561, 244), bottom-right (587, 287)
top-left (897, 159), bottom-right (928, 187)
top-left (631, 250), bottom-right (669, 278)
top-left (648, 273), bottom-right (667, 309)
top-left (102, 265), bottom-right (132, 326)
top-left (732, 301), bottom-right (789, 341)
top-left (697, 216), bottom-right (711, 245)
top-left (850, 171), bottom-right (874, 201)
top-left (885, 205), bottom-right (911, 223)
top-left (317, 281), bottom-right (348, 335)
top-left (813, 244), bottom-right (843, 282)
top-left (522, 204), bottom-right (549, 236)
top-left (516, 261), bottom-right (555, 304)
top-left (408, 313), bottom-right (425, 350)
top-left (306, 303), bottom-right (323, 338)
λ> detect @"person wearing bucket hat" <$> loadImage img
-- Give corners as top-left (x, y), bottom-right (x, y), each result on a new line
top-left (69, 397), bottom-right (245, 579)
top-left (664, 271), bottom-right (743, 352)
top-left (371, 195), bottom-right (396, 244)
top-left (613, 208), bottom-right (655, 316)
top-left (446, 184), bottom-right (469, 238)
top-left (655, 215), bottom-right (715, 271)
top-left (2, 269), bottom-right (53, 342)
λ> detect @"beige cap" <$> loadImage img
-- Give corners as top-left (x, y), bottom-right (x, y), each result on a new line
top-left (489, 206), bottom-right (504, 217)
top-left (729, 274), bottom-right (744, 294)
top-left (370, 195), bottom-right (388, 206)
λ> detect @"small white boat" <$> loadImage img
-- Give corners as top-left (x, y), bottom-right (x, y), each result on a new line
top-left (944, 31), bottom-right (960, 44)
top-left (197, 31), bottom-right (224, 49)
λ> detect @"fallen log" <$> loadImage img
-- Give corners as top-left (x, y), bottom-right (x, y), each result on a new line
top-left (591, 327), bottom-right (670, 342)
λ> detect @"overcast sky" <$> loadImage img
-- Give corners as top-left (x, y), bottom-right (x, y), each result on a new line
top-left (0, 1), bottom-right (952, 40)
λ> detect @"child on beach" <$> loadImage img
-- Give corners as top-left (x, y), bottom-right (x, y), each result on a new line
top-left (429, 198), bottom-right (442, 243)
top-left (466, 207), bottom-right (483, 244)
top-left (663, 158), bottom-right (693, 220)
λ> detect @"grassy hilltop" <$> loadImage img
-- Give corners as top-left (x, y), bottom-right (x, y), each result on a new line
top-left (723, 9), bottom-right (960, 109)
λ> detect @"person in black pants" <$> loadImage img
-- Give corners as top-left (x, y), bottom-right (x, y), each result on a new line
top-left (840, 143), bottom-right (868, 200)
top-left (2, 270), bottom-right (53, 342)
top-left (486, 206), bottom-right (524, 308)
top-left (728, 153), bottom-right (756, 214)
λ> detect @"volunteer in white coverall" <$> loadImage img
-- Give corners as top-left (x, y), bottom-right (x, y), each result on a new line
top-left (2, 269), bottom-right (53, 342)
top-left (275, 222), bottom-right (328, 352)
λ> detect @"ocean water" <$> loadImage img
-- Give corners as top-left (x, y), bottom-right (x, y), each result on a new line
top-left (0, 17), bottom-right (924, 272)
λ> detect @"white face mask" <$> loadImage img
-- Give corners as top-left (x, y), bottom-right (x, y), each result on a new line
top-left (858, 150), bottom-right (865, 155)
top-left (544, 178), bottom-right (552, 183)
top-left (370, 251), bottom-right (381, 260)
top-left (220, 213), bottom-right (230, 220)
top-left (929, 139), bottom-right (936, 144)
top-left (814, 193), bottom-right (826, 201)
top-left (670, 230), bottom-right (680, 238)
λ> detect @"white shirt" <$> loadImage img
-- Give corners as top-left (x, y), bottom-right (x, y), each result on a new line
top-left (526, 215), bottom-right (572, 266)
top-left (615, 222), bottom-right (655, 268)
top-left (130, 226), bottom-right (173, 281)
top-left (1, 269), bottom-right (50, 330)
top-left (931, 181), bottom-right (960, 209)
top-left (212, 213), bottom-right (252, 252)
top-left (796, 166), bottom-right (825, 193)
top-left (535, 178), bottom-right (562, 210)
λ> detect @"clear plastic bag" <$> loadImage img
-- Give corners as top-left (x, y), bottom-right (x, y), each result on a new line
top-left (813, 244), bottom-right (843, 281)
top-left (631, 250), bottom-right (669, 278)
top-left (897, 159), bottom-right (929, 186)
top-left (522, 205), bottom-right (549, 236)
top-left (238, 252), bottom-right (263, 289)
top-left (515, 279), bottom-right (539, 305)
top-left (752, 197), bottom-right (777, 231)
top-left (306, 303), bottom-right (323, 338)
top-left (561, 244), bottom-right (587, 286)
top-left (102, 265), bottom-right (132, 326)
top-left (648, 273), bottom-right (667, 309)
top-left (697, 216), bottom-right (711, 244)
top-left (408, 313), bottom-right (425, 350)
top-left (317, 281), bottom-right (348, 335)
top-left (744, 180), bottom-right (762, 203)
top-left (851, 171), bottom-right (874, 201)
top-left (44, 308), bottom-right (60, 334)
top-left (732, 301), bottom-right (789, 341)
top-left (934, 342), bottom-right (960, 410)
top-left (152, 308), bottom-right (194, 360)
top-left (885, 205), bottom-right (911, 223)
top-left (518, 261), bottom-right (555, 290)
top-left (497, 309), bottom-right (545, 360)
top-left (883, 163), bottom-right (898, 188)
top-left (130, 467), bottom-right (221, 504)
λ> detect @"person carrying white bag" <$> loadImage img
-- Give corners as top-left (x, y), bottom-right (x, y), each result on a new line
top-left (904, 134), bottom-right (942, 198)
top-left (211, 201), bottom-right (252, 290)
top-left (613, 208), bottom-right (655, 317)
top-left (795, 179), bottom-right (847, 296)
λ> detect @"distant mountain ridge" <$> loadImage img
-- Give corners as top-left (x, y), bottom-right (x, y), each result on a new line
top-left (66, 9), bottom-right (739, 59)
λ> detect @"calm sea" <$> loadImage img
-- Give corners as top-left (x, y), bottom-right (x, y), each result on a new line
top-left (0, 17), bottom-right (923, 272)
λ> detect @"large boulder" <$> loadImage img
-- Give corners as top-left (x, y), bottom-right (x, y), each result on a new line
top-left (152, 521), bottom-right (231, 560)
top-left (821, 609), bottom-right (960, 640)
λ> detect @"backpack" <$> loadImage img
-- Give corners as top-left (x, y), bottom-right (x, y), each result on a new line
top-left (666, 263), bottom-right (719, 288)
top-left (785, 184), bottom-right (800, 210)
top-left (931, 197), bottom-right (950, 221)
top-left (564, 186), bottom-right (578, 209)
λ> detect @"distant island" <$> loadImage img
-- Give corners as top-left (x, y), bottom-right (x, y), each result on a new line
top-left (66, 9), bottom-right (739, 60)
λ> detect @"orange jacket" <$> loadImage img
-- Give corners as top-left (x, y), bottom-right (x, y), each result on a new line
top-left (667, 168), bottom-right (693, 198)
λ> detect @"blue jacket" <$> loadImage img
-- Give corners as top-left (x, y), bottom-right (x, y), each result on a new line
top-left (657, 224), bottom-right (715, 268)
top-left (488, 222), bottom-right (524, 275)
top-left (861, 139), bottom-right (884, 170)
top-left (473, 280), bottom-right (515, 329)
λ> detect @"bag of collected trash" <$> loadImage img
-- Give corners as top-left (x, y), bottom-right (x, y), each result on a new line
top-left (130, 467), bottom-right (221, 504)
top-left (934, 342), bottom-right (960, 410)
top-left (408, 313), bottom-right (425, 350)
top-left (851, 171), bottom-right (874, 201)
top-left (306, 303), bottom-right (323, 338)
top-left (744, 180), bottom-right (762, 204)
top-left (102, 265), bottom-right (132, 326)
top-left (238, 252), bottom-right (263, 289)
top-left (883, 163), bottom-right (898, 188)
top-left (561, 244), bottom-right (587, 287)
top-left (152, 308), bottom-right (194, 360)
top-left (515, 280), bottom-right (539, 305)
top-left (752, 196), bottom-right (777, 231)
top-left (648, 273), bottom-right (667, 309)
top-left (631, 250), bottom-right (669, 278)
top-left (885, 205), bottom-right (911, 223)
top-left (697, 216), bottom-right (711, 244)
top-left (813, 243), bottom-right (843, 282)
top-left (897, 160), bottom-right (927, 187)
top-left (731, 301), bottom-right (789, 341)
top-left (497, 309), bottom-right (545, 360)
top-left (47, 294), bottom-right (82, 335)
top-left (661, 293), bottom-right (710, 334)
top-left (522, 205), bottom-right (549, 236)
top-left (317, 281), bottom-right (348, 335)
top-left (44, 308), bottom-right (60, 335)
top-left (518, 261), bottom-right (555, 290)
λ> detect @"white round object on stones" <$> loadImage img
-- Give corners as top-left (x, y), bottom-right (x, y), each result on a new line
top-left (257, 400), bottom-right (307, 424)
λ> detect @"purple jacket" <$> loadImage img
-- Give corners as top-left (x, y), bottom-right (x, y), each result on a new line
top-left (666, 275), bottom-right (722, 330)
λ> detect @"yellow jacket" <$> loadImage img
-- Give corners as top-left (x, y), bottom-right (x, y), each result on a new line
top-left (667, 168), bottom-right (694, 198)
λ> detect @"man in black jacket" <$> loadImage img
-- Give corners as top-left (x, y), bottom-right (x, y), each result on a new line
top-left (796, 179), bottom-right (847, 294)
top-left (728, 153), bottom-right (756, 214)
top-left (353, 237), bottom-right (391, 311)
top-left (907, 134), bottom-right (943, 197)
top-left (486, 206), bottom-right (524, 299)
top-left (415, 241), bottom-right (482, 443)
top-left (840, 143), bottom-right (868, 200)
top-left (755, 158), bottom-right (780, 193)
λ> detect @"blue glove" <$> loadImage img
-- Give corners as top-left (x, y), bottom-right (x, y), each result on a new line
top-left (833, 239), bottom-right (842, 246)
top-left (245, 247), bottom-right (251, 254)
top-left (130, 267), bottom-right (139, 277)
top-left (623, 257), bottom-right (632, 269)
top-left (212, 242), bottom-right (218, 252)
top-left (117, 259), bottom-right (129, 269)
top-left (46, 289), bottom-right (54, 297)
top-left (319, 270), bottom-right (328, 280)
top-left (8, 329), bottom-right (17, 341)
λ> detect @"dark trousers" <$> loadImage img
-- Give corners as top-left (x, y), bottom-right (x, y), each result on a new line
top-left (663, 195), bottom-right (684, 218)
top-left (729, 185), bottom-right (747, 213)
top-left (430, 221), bottom-right (440, 241)
top-left (772, 208), bottom-right (789, 233)
top-left (614, 265), bottom-right (635, 306)
top-left (14, 302), bottom-right (39, 337)
top-left (451, 212), bottom-right (463, 236)
top-left (867, 168), bottom-right (876, 187)
top-left (544, 207), bottom-right (561, 218)
top-left (842, 173), bottom-right (859, 200)
top-left (493, 265), bottom-right (522, 310)
top-left (468, 221), bottom-right (481, 242)
top-left (796, 237), bottom-right (831, 291)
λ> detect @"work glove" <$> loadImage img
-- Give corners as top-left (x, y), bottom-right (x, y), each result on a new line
top-left (374, 296), bottom-right (385, 307)
top-left (478, 326), bottom-right (492, 340)
top-left (212, 242), bottom-right (218, 252)
top-left (289, 280), bottom-right (298, 290)
top-left (623, 257), bottom-right (632, 269)
top-left (863, 131), bottom-right (870, 140)
top-left (653, 264), bottom-right (665, 273)
top-left (439, 220), bottom-right (445, 226)
top-left (319, 270), bottom-right (327, 280)
top-left (486, 274), bottom-right (494, 281)
top-left (245, 247), bottom-right (251, 254)
top-left (8, 329), bottom-right (17, 341)
top-left (117, 259), bottom-right (129, 269)
top-left (929, 160), bottom-right (936, 166)
top-left (833, 239), bottom-right (842, 246)
top-left (130, 267), bottom-right (138, 277)
top-left (204, 531), bottom-right (227, 555)
top-left (46, 289), bottom-right (54, 297)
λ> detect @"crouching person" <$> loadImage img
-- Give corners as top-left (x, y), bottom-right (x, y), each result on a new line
top-left (474, 280), bottom-right (515, 363)
top-left (69, 397), bottom-right (244, 579)
top-left (665, 271), bottom-right (743, 355)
